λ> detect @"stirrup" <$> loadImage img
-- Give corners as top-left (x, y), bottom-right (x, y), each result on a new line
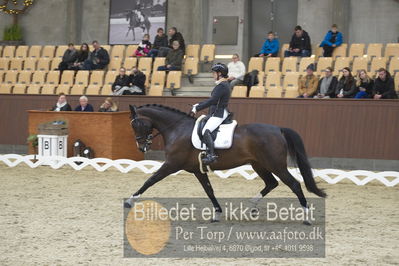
top-left (202, 153), bottom-right (218, 165)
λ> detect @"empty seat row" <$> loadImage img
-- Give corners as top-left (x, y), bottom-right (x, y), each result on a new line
top-left (231, 85), bottom-right (301, 98)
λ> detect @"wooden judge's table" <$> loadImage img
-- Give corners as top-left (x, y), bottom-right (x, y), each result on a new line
top-left (27, 111), bottom-right (144, 160)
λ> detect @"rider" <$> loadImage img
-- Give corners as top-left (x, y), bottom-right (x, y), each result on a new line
top-left (191, 63), bottom-right (231, 165)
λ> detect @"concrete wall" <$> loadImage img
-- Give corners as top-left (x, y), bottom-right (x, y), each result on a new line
top-left (80, 0), bottom-right (110, 44)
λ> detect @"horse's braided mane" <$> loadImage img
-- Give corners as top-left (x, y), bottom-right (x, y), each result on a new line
top-left (138, 104), bottom-right (194, 119)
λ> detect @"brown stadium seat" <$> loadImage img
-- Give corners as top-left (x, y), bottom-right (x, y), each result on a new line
top-left (42, 45), bottom-right (56, 58)
top-left (249, 86), bottom-right (265, 97)
top-left (2, 46), bottom-right (16, 58)
top-left (284, 90), bottom-right (300, 98)
top-left (126, 45), bottom-right (139, 57)
top-left (352, 57), bottom-right (369, 75)
top-left (0, 58), bottom-right (10, 71)
top-left (102, 45), bottom-right (111, 53)
top-left (26, 84), bottom-right (41, 94)
top-left (266, 86), bottom-right (283, 98)
top-left (166, 71), bottom-right (182, 91)
top-left (142, 71), bottom-right (150, 88)
top-left (248, 57), bottom-right (264, 72)
top-left (265, 71), bottom-right (282, 88)
top-left (17, 71), bottom-right (33, 85)
top-left (200, 44), bottom-right (215, 63)
top-left (104, 71), bottom-right (117, 86)
top-left (46, 70), bottom-right (60, 85)
top-left (183, 57), bottom-right (199, 75)
top-left (15, 45), bottom-right (29, 58)
top-left (282, 57), bottom-right (297, 74)
top-left (0, 84), bottom-right (13, 94)
top-left (108, 58), bottom-right (122, 71)
top-left (138, 57), bottom-right (152, 72)
top-left (28, 45), bottom-right (42, 58)
top-left (23, 58), bottom-right (37, 71)
top-left (89, 71), bottom-right (104, 86)
top-left (4, 71), bottom-right (18, 85)
top-left (231, 86), bottom-right (247, 97)
top-left (152, 57), bottom-right (165, 72)
top-left (37, 58), bottom-right (51, 71)
top-left (283, 72), bottom-right (300, 91)
top-left (348, 43), bottom-right (365, 59)
top-left (60, 70), bottom-right (74, 85)
top-left (389, 57), bottom-right (399, 75)
top-left (367, 43), bottom-right (383, 58)
top-left (370, 57), bottom-right (387, 77)
top-left (10, 58), bottom-right (24, 71)
top-left (75, 71), bottom-right (89, 86)
top-left (123, 57), bottom-right (137, 70)
top-left (0, 71), bottom-right (4, 83)
top-left (86, 85), bottom-right (101, 95)
top-left (12, 84), bottom-right (26, 94)
top-left (55, 84), bottom-right (71, 94)
top-left (151, 71), bottom-right (166, 86)
top-left (298, 57), bottom-right (315, 73)
top-left (41, 84), bottom-right (56, 94)
top-left (333, 57), bottom-right (352, 76)
top-left (0, 46), bottom-right (2, 57)
top-left (148, 84), bottom-right (164, 96)
top-left (316, 57), bottom-right (333, 75)
top-left (385, 43), bottom-right (399, 58)
top-left (50, 57), bottom-right (62, 70)
top-left (332, 43), bottom-right (347, 59)
top-left (257, 71), bottom-right (265, 86)
top-left (279, 43), bottom-right (289, 58)
top-left (32, 71), bottom-right (46, 85)
top-left (186, 44), bottom-right (200, 58)
top-left (265, 57), bottom-right (280, 73)
top-left (313, 45), bottom-right (324, 59)
top-left (101, 85), bottom-right (113, 95)
top-left (55, 45), bottom-right (68, 58)
top-left (111, 45), bottom-right (125, 58)
top-left (70, 85), bottom-right (86, 95)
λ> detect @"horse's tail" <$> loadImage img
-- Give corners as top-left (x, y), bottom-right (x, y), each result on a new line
top-left (281, 128), bottom-right (327, 198)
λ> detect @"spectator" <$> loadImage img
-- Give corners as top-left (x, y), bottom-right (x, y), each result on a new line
top-left (50, 93), bottom-right (72, 111)
top-left (335, 67), bottom-right (357, 98)
top-left (373, 68), bottom-right (397, 99)
top-left (256, 31), bottom-right (279, 57)
top-left (314, 67), bottom-right (338, 98)
top-left (147, 28), bottom-right (168, 58)
top-left (284, 25), bottom-right (311, 57)
top-left (354, 70), bottom-right (374, 99)
top-left (121, 67), bottom-right (146, 95)
top-left (157, 41), bottom-right (184, 71)
top-left (297, 64), bottom-right (318, 98)
top-left (74, 96), bottom-right (94, 112)
top-left (58, 43), bottom-right (77, 72)
top-left (134, 34), bottom-right (152, 57)
top-left (112, 67), bottom-right (131, 95)
top-left (227, 54), bottom-right (246, 89)
top-left (82, 40), bottom-right (110, 70)
top-left (158, 27), bottom-right (185, 57)
top-left (99, 97), bottom-right (119, 112)
top-left (69, 43), bottom-right (90, 70)
top-left (319, 24), bottom-right (343, 57)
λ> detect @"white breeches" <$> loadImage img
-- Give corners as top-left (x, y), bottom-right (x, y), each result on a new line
top-left (202, 110), bottom-right (229, 134)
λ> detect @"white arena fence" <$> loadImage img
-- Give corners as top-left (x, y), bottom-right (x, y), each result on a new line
top-left (0, 154), bottom-right (398, 187)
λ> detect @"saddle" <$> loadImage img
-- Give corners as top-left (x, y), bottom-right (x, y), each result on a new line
top-left (191, 114), bottom-right (238, 151)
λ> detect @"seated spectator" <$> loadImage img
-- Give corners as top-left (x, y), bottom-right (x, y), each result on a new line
top-left (354, 70), bottom-right (374, 99)
top-left (255, 31), bottom-right (279, 57)
top-left (157, 41), bottom-right (184, 71)
top-left (116, 67), bottom-right (146, 95)
top-left (335, 67), bottom-right (357, 98)
top-left (99, 97), bottom-right (119, 112)
top-left (158, 27), bottom-right (185, 57)
top-left (227, 54), bottom-right (246, 89)
top-left (112, 67), bottom-right (131, 95)
top-left (147, 28), bottom-right (168, 59)
top-left (314, 67), bottom-right (338, 98)
top-left (134, 34), bottom-right (152, 57)
top-left (74, 96), bottom-right (94, 112)
top-left (50, 93), bottom-right (72, 111)
top-left (58, 43), bottom-right (77, 72)
top-left (320, 24), bottom-right (343, 57)
top-left (297, 64), bottom-right (318, 98)
top-left (284, 25), bottom-right (311, 57)
top-left (69, 43), bottom-right (90, 70)
top-left (82, 40), bottom-right (110, 70)
top-left (372, 68), bottom-right (397, 99)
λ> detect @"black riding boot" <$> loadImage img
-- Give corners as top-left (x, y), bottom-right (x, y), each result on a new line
top-left (202, 130), bottom-right (217, 165)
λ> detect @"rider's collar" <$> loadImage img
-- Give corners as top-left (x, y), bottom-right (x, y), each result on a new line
top-left (215, 78), bottom-right (227, 85)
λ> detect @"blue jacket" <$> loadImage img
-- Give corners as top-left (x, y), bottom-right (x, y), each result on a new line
top-left (320, 31), bottom-right (343, 47)
top-left (260, 38), bottom-right (279, 55)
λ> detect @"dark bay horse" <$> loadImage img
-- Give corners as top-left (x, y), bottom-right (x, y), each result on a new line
top-left (125, 104), bottom-right (326, 222)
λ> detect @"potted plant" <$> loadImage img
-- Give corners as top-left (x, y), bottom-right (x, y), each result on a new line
top-left (27, 134), bottom-right (38, 160)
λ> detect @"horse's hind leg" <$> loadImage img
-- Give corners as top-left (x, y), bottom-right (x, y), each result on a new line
top-left (250, 162), bottom-right (279, 207)
top-left (194, 172), bottom-right (222, 222)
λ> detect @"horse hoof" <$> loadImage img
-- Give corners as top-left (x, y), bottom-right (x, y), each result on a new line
top-left (211, 219), bottom-right (220, 223)
top-left (303, 220), bottom-right (312, 226)
top-left (124, 201), bottom-right (132, 209)
top-left (251, 208), bottom-right (260, 218)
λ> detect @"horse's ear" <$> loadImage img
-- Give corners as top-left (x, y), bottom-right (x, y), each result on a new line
top-left (129, 105), bottom-right (137, 118)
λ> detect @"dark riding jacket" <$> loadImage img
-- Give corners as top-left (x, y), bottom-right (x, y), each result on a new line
top-left (196, 80), bottom-right (231, 118)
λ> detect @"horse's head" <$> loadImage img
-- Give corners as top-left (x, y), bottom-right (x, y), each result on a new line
top-left (129, 105), bottom-right (153, 153)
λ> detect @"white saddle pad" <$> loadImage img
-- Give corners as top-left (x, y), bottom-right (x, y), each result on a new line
top-left (191, 115), bottom-right (237, 150)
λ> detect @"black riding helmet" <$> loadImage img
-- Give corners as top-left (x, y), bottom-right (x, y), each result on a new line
top-left (211, 63), bottom-right (229, 78)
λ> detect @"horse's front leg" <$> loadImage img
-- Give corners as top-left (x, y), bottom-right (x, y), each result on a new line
top-left (124, 163), bottom-right (177, 208)
top-left (194, 172), bottom-right (222, 222)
